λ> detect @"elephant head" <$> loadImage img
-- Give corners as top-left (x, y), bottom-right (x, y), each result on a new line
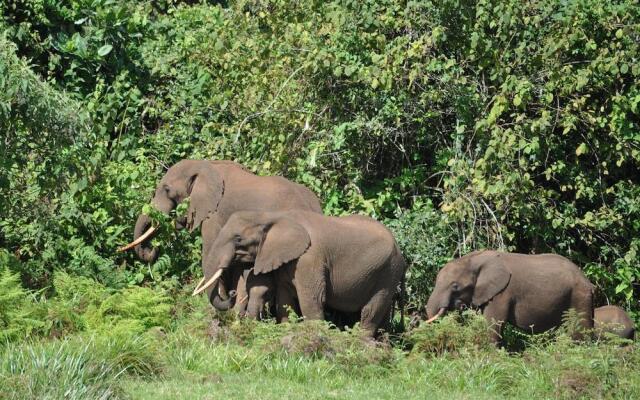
top-left (120, 160), bottom-right (224, 262)
top-left (425, 251), bottom-right (511, 322)
top-left (192, 212), bottom-right (310, 301)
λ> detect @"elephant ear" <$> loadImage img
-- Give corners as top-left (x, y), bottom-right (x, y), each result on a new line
top-left (254, 217), bottom-right (310, 274)
top-left (187, 162), bottom-right (224, 232)
top-left (472, 256), bottom-right (511, 306)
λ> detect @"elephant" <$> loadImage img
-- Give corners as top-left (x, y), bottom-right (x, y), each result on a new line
top-left (191, 210), bottom-right (408, 336)
top-left (425, 250), bottom-right (594, 344)
top-left (118, 159), bottom-right (322, 306)
top-left (594, 305), bottom-right (635, 340)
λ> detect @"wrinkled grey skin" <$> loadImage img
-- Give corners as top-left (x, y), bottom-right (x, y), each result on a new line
top-left (426, 250), bottom-right (594, 344)
top-left (594, 305), bottom-right (635, 340)
top-left (131, 160), bottom-right (322, 306)
top-left (210, 266), bottom-right (275, 320)
top-left (201, 210), bottom-right (407, 337)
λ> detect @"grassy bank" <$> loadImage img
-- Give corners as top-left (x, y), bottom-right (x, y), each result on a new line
top-left (2, 297), bottom-right (638, 400)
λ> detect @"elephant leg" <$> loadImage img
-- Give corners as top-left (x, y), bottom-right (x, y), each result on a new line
top-left (298, 294), bottom-right (325, 321)
top-left (293, 262), bottom-right (326, 321)
top-left (360, 287), bottom-right (393, 337)
top-left (273, 267), bottom-right (299, 323)
top-left (275, 284), bottom-right (298, 323)
top-left (482, 298), bottom-right (510, 345)
top-left (246, 297), bottom-right (264, 319)
top-left (571, 287), bottom-right (594, 340)
top-left (245, 273), bottom-right (273, 320)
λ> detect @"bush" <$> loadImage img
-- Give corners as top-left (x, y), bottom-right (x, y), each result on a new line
top-left (405, 310), bottom-right (496, 356)
top-left (198, 313), bottom-right (400, 373)
top-left (0, 270), bottom-right (173, 342)
top-left (386, 201), bottom-right (458, 309)
top-left (0, 262), bottom-right (45, 342)
top-left (84, 286), bottom-right (172, 335)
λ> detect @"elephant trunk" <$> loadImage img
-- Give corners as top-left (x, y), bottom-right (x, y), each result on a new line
top-left (211, 292), bottom-right (235, 310)
top-left (132, 214), bottom-right (159, 263)
top-left (193, 241), bottom-right (236, 298)
top-left (211, 284), bottom-right (237, 311)
top-left (425, 288), bottom-right (449, 319)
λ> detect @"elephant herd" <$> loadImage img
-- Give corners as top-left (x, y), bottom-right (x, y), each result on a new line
top-left (118, 159), bottom-right (635, 342)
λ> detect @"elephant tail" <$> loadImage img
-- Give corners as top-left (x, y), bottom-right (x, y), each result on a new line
top-left (399, 275), bottom-right (406, 332)
top-left (392, 245), bottom-right (408, 332)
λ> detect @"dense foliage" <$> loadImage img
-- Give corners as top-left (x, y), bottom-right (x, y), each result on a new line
top-left (1, 0), bottom-right (638, 328)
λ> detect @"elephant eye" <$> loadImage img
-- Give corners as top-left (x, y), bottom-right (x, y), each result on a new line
top-left (233, 235), bottom-right (242, 244)
top-left (451, 282), bottom-right (459, 291)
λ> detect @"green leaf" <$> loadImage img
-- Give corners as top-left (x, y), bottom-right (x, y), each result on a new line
top-left (513, 95), bottom-right (522, 106)
top-left (575, 143), bottom-right (588, 156)
top-left (97, 44), bottom-right (113, 57)
top-left (615, 282), bottom-right (628, 294)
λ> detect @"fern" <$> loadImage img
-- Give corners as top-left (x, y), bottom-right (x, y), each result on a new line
top-left (85, 286), bottom-right (172, 335)
top-left (53, 270), bottom-right (109, 309)
top-left (0, 266), bottom-right (44, 342)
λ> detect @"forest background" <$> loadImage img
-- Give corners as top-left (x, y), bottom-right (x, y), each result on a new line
top-left (2, 0), bottom-right (638, 316)
top-left (2, 1), bottom-right (640, 398)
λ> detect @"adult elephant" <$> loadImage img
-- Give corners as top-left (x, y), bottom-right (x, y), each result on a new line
top-left (118, 159), bottom-right (322, 307)
top-left (425, 250), bottom-right (594, 344)
top-left (191, 210), bottom-right (407, 337)
top-left (594, 305), bottom-right (635, 340)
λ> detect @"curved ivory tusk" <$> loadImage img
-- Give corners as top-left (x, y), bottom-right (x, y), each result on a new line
top-left (425, 308), bottom-right (446, 324)
top-left (236, 294), bottom-right (249, 305)
top-left (218, 279), bottom-right (229, 301)
top-left (117, 226), bottom-right (157, 252)
top-left (192, 277), bottom-right (205, 293)
top-left (192, 269), bottom-right (224, 296)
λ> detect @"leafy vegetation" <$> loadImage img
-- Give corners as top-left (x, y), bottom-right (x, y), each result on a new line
top-left (0, 0), bottom-right (639, 397)
top-left (1, 0), bottom-right (638, 313)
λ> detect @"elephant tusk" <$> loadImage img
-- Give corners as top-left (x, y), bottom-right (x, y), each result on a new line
top-left (425, 308), bottom-right (446, 323)
top-left (193, 277), bottom-right (205, 293)
top-left (237, 294), bottom-right (249, 305)
top-left (117, 225), bottom-right (157, 252)
top-left (218, 279), bottom-right (229, 300)
top-left (192, 269), bottom-right (224, 296)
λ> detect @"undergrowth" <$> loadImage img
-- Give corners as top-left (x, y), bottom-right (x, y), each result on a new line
top-left (1, 291), bottom-right (639, 399)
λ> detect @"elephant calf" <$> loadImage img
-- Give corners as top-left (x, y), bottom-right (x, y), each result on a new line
top-left (426, 250), bottom-right (594, 344)
top-left (192, 210), bottom-right (408, 337)
top-left (594, 305), bottom-right (635, 340)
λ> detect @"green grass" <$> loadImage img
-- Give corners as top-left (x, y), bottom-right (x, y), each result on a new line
top-left (2, 306), bottom-right (638, 400)
top-left (119, 339), bottom-right (639, 400)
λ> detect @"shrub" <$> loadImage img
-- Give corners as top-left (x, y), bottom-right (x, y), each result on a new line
top-left (201, 313), bottom-right (400, 373)
top-left (405, 310), bottom-right (496, 356)
top-left (386, 201), bottom-right (458, 309)
top-left (0, 263), bottom-right (45, 342)
top-left (83, 285), bottom-right (172, 335)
